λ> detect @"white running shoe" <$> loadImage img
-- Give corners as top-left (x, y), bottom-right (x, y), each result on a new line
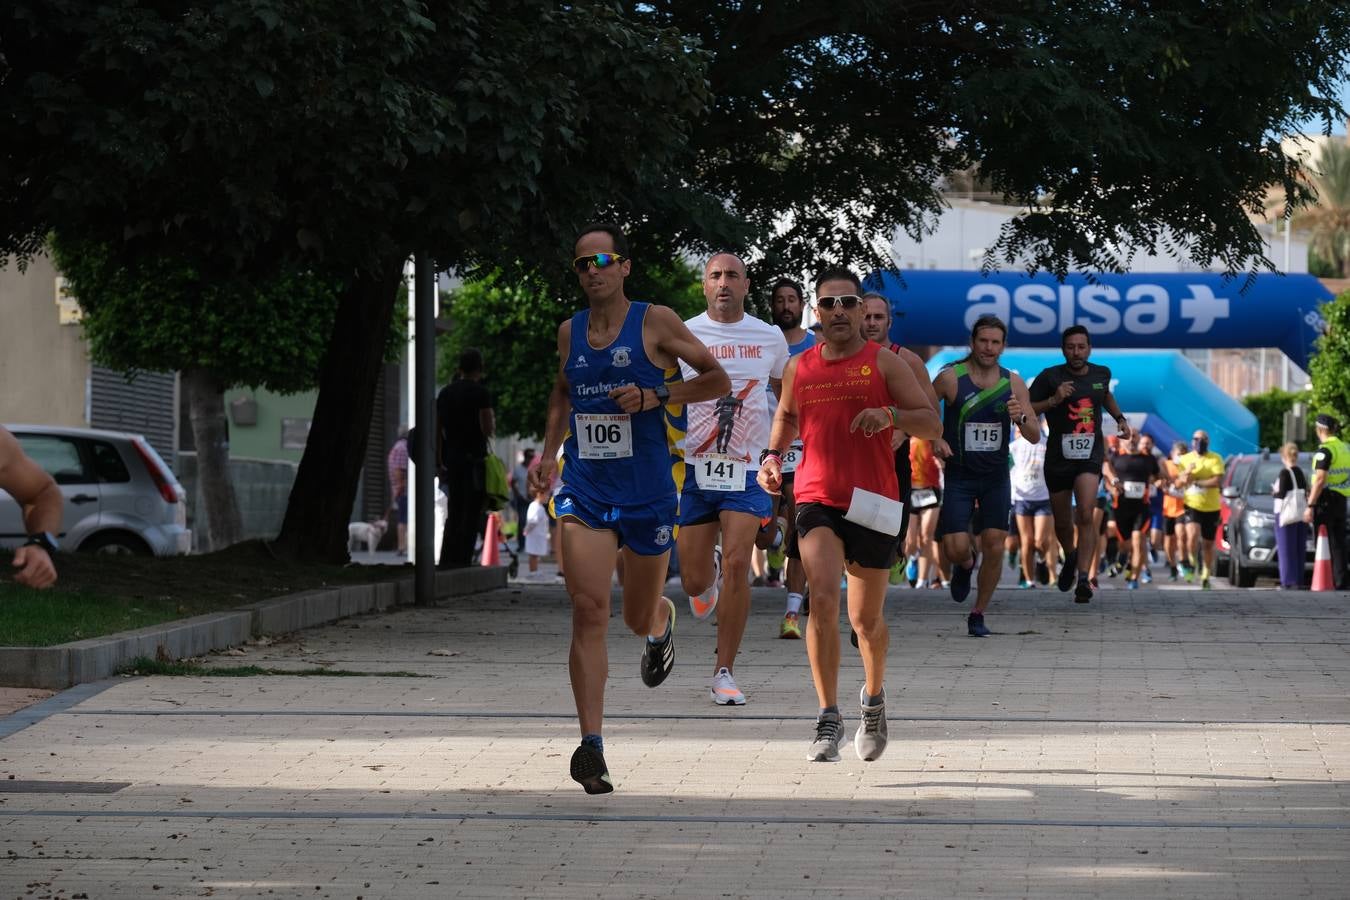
top-left (709, 667), bottom-right (745, 705)
top-left (689, 545), bottom-right (722, 620)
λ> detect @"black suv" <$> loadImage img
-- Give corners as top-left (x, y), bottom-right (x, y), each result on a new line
top-left (1222, 451), bottom-right (1314, 587)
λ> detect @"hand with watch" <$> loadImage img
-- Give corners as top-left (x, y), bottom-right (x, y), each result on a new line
top-left (756, 447), bottom-right (784, 496)
top-left (13, 532), bottom-right (58, 589)
top-left (606, 382), bottom-right (670, 414)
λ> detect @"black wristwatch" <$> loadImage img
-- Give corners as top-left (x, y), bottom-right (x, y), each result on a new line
top-left (652, 383), bottom-right (670, 405)
top-left (25, 532), bottom-right (59, 555)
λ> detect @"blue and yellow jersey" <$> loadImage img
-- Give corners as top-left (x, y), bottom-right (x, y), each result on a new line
top-left (557, 301), bottom-right (685, 508)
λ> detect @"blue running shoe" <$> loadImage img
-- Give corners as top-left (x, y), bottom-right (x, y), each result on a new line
top-left (906, 555), bottom-right (919, 585)
top-left (1140, 567), bottom-right (1153, 584)
top-left (950, 557), bottom-right (975, 603)
top-left (967, 612), bottom-right (991, 637)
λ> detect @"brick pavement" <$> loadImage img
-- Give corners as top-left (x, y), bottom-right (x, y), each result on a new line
top-left (0, 572), bottom-right (1347, 898)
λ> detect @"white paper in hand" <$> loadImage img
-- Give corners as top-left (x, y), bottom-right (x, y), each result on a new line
top-left (843, 487), bottom-right (904, 536)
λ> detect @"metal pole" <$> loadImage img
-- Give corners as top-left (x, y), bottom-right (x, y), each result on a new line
top-left (414, 252), bottom-right (437, 606)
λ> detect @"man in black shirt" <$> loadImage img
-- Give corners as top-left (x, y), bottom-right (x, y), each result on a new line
top-left (436, 348), bottom-right (496, 568)
top-left (1029, 325), bottom-right (1130, 603)
top-left (1103, 432), bottom-right (1162, 590)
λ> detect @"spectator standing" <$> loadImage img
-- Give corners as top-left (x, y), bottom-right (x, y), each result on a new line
top-left (510, 448), bottom-right (536, 553)
top-left (523, 487), bottom-right (552, 577)
top-left (386, 426), bottom-right (409, 555)
top-left (1304, 414), bottom-right (1350, 589)
top-left (436, 348), bottom-right (496, 569)
top-left (1273, 442), bottom-right (1309, 590)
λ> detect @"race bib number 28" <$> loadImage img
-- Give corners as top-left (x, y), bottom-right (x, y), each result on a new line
top-left (780, 440), bottom-right (804, 474)
top-left (1061, 434), bottom-right (1095, 460)
top-left (575, 413), bottom-right (632, 459)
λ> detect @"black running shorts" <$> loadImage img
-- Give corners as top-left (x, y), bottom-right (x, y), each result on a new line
top-left (786, 502), bottom-right (899, 570)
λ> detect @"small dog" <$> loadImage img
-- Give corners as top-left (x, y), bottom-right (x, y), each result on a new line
top-left (347, 518), bottom-right (388, 554)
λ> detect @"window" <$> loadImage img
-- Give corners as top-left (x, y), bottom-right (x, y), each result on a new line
top-left (89, 440), bottom-right (131, 483)
top-left (15, 434), bottom-right (89, 485)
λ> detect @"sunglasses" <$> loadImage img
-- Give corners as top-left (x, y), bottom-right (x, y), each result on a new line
top-left (572, 252), bottom-right (627, 274)
top-left (815, 294), bottom-right (861, 310)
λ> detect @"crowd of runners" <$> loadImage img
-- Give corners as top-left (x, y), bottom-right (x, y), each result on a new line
top-left (531, 222), bottom-right (1331, 795)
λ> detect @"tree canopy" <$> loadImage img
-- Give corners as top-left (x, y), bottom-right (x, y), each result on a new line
top-left (1311, 290), bottom-right (1350, 424)
top-left (7, 0), bottom-right (1350, 559)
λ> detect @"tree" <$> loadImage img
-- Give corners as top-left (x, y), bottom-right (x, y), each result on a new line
top-left (438, 258), bottom-right (706, 439)
top-left (7, 1), bottom-right (1350, 561)
top-left (1311, 290), bottom-right (1350, 424)
top-left (1298, 140), bottom-right (1350, 278)
top-left (2, 1), bottom-right (710, 561)
top-left (1242, 386), bottom-right (1314, 451)
top-left (50, 237), bottom-right (339, 549)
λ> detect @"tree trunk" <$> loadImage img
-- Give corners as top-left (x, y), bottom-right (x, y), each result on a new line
top-left (271, 257), bottom-right (406, 562)
top-left (182, 366), bottom-right (243, 551)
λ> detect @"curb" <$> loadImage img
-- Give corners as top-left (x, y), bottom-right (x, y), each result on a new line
top-left (0, 566), bottom-right (506, 691)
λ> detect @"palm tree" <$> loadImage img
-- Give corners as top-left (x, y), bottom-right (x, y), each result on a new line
top-left (1297, 139), bottom-right (1350, 277)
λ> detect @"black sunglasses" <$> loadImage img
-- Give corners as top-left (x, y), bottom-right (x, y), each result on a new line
top-left (815, 294), bottom-right (861, 310)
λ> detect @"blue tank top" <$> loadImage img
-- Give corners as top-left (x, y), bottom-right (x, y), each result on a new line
top-left (942, 362), bottom-right (1012, 476)
top-left (560, 301), bottom-right (685, 506)
top-left (788, 332), bottom-right (816, 356)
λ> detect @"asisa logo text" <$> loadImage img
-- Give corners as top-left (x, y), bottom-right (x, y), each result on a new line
top-left (964, 283), bottom-right (1229, 336)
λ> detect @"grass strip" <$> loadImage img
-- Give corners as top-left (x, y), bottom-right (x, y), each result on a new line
top-left (0, 540), bottom-right (411, 647)
top-left (117, 656), bottom-right (427, 677)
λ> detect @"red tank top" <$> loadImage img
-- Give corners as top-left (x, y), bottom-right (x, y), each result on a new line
top-left (793, 341), bottom-right (899, 508)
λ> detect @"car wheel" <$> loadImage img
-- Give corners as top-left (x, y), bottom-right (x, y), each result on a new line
top-left (80, 531), bottom-right (152, 557)
top-left (1230, 540), bottom-right (1256, 588)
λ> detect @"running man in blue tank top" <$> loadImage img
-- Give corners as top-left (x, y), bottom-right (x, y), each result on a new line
top-left (530, 222), bottom-right (729, 795)
top-left (932, 315), bottom-right (1039, 637)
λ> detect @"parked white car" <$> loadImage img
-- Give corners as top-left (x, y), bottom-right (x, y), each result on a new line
top-left (0, 424), bottom-right (191, 556)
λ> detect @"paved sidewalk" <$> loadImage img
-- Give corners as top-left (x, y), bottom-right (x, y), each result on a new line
top-left (0, 571), bottom-right (1347, 898)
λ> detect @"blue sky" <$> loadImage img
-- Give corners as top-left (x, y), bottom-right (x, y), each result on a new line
top-left (1293, 78), bottom-right (1350, 135)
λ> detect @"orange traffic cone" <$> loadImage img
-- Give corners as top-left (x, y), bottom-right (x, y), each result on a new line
top-left (480, 512), bottom-right (502, 567)
top-left (1311, 524), bottom-right (1334, 592)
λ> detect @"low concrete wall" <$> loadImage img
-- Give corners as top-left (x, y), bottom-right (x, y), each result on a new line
top-left (0, 565), bottom-right (506, 690)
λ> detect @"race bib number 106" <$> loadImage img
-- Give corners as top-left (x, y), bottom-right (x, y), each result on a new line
top-left (575, 413), bottom-right (633, 459)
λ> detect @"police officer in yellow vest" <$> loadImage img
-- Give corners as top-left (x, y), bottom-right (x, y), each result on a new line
top-left (1304, 413), bottom-right (1350, 589)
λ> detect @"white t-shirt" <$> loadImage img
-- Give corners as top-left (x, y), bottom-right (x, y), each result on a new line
top-left (1009, 431), bottom-right (1049, 502)
top-left (680, 312), bottom-right (789, 471)
top-left (523, 499), bottom-right (551, 557)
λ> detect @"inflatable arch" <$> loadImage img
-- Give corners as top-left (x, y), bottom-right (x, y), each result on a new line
top-left (870, 270), bottom-right (1332, 370)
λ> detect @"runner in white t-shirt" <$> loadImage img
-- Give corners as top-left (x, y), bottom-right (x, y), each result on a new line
top-left (1009, 425), bottom-right (1057, 588)
top-left (678, 252), bottom-right (790, 705)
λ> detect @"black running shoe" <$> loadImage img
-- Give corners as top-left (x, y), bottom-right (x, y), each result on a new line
top-left (1036, 559), bottom-right (1051, 585)
top-left (640, 597), bottom-right (676, 688)
top-left (950, 556), bottom-right (975, 603)
top-left (1074, 574), bottom-right (1093, 604)
top-left (1057, 550), bottom-right (1079, 592)
top-left (570, 743), bottom-right (614, 794)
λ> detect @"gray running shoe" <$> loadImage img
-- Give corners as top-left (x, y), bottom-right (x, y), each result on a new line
top-left (807, 711), bottom-right (845, 762)
top-left (854, 687), bottom-right (889, 761)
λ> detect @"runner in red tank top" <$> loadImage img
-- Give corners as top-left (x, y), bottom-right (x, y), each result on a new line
top-left (757, 266), bottom-right (941, 765)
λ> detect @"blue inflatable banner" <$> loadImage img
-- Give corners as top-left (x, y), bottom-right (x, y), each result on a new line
top-left (868, 270), bottom-right (1333, 369)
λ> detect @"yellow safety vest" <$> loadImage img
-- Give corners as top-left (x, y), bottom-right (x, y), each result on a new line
top-left (1321, 436), bottom-right (1350, 497)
